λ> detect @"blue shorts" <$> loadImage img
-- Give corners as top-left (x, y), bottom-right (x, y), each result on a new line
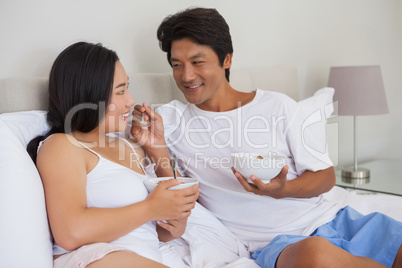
top-left (252, 206), bottom-right (402, 268)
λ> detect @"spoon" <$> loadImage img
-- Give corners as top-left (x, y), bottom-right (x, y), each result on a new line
top-left (170, 158), bottom-right (177, 179)
top-left (133, 112), bottom-right (150, 127)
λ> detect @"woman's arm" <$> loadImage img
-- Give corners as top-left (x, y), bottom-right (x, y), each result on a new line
top-left (130, 103), bottom-right (181, 177)
top-left (129, 127), bottom-right (190, 242)
top-left (156, 218), bottom-right (188, 242)
top-left (37, 134), bottom-right (198, 251)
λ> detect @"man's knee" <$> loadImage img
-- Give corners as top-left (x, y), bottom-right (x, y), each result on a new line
top-left (277, 237), bottom-right (334, 268)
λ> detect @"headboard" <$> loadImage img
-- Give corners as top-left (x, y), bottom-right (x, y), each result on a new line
top-left (0, 66), bottom-right (298, 114)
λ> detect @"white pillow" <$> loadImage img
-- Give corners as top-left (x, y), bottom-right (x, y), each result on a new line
top-left (0, 110), bottom-right (53, 268)
top-left (294, 87), bottom-right (335, 170)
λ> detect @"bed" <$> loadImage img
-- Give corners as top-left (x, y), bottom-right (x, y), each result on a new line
top-left (1, 66), bottom-right (401, 268)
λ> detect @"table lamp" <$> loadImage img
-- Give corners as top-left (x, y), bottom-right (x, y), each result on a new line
top-left (327, 65), bottom-right (389, 180)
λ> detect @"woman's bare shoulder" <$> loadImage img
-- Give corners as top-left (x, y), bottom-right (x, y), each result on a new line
top-left (36, 133), bottom-right (86, 174)
top-left (38, 133), bottom-right (82, 154)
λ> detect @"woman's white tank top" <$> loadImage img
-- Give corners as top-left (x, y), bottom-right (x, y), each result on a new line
top-left (39, 137), bottom-right (163, 263)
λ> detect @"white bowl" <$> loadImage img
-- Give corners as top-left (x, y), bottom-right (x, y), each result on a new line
top-left (231, 153), bottom-right (286, 183)
top-left (143, 177), bottom-right (199, 192)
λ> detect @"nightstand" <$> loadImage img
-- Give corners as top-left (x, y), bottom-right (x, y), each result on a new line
top-left (335, 159), bottom-right (402, 196)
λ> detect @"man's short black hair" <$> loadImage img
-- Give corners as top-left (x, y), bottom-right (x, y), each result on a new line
top-left (157, 7), bottom-right (234, 81)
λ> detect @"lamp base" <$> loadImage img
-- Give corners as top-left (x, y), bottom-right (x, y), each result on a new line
top-left (341, 167), bottom-right (370, 184)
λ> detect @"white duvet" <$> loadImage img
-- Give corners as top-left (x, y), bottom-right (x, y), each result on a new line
top-left (160, 186), bottom-right (402, 267)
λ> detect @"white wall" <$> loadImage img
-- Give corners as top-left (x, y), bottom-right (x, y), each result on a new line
top-left (1, 0), bottom-right (401, 165)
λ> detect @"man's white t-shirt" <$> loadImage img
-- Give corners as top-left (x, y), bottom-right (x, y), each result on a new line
top-left (156, 89), bottom-right (342, 251)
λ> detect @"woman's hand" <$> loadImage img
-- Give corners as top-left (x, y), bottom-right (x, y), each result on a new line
top-left (146, 179), bottom-right (199, 221)
top-left (131, 103), bottom-right (178, 177)
top-left (130, 103), bottom-right (166, 150)
top-left (231, 166), bottom-right (289, 199)
top-left (157, 217), bottom-right (188, 239)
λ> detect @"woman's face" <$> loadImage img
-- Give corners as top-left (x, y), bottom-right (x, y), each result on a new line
top-left (103, 61), bottom-right (135, 133)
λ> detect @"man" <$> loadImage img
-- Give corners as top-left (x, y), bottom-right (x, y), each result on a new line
top-left (150, 7), bottom-right (402, 268)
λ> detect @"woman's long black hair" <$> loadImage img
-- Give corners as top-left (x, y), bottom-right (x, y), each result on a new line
top-left (27, 42), bottom-right (119, 164)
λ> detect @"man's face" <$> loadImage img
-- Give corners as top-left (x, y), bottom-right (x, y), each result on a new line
top-left (170, 37), bottom-right (231, 108)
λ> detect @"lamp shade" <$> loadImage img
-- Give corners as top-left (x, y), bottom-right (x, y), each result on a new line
top-left (328, 66), bottom-right (389, 116)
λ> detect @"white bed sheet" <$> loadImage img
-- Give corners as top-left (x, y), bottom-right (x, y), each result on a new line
top-left (162, 186), bottom-right (402, 267)
top-left (324, 186), bottom-right (402, 221)
top-left (161, 202), bottom-right (260, 267)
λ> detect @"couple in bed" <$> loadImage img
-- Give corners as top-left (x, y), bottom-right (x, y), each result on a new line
top-left (27, 7), bottom-right (402, 268)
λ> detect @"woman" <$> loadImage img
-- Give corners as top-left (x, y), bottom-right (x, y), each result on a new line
top-left (27, 42), bottom-right (199, 268)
